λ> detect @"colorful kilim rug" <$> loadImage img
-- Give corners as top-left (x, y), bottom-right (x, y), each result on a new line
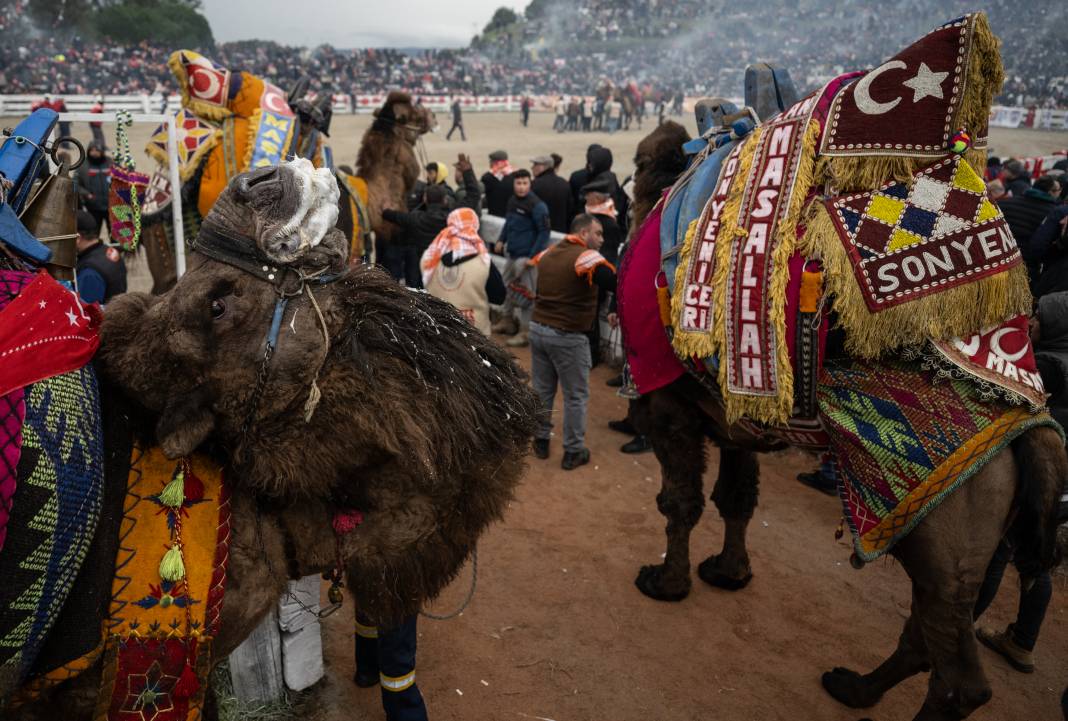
top-left (817, 356), bottom-right (1058, 561)
top-left (96, 445), bottom-right (231, 721)
top-left (0, 270), bottom-right (32, 556)
top-left (145, 109), bottom-right (218, 183)
top-left (0, 364), bottom-right (104, 703)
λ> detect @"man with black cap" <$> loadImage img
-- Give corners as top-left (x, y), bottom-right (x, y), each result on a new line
top-left (75, 209), bottom-right (126, 304)
top-left (531, 154), bottom-right (573, 234)
top-left (75, 141), bottom-right (113, 234)
top-left (482, 150), bottom-right (516, 217)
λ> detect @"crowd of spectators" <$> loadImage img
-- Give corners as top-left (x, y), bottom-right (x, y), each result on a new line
top-left (0, 0), bottom-right (1064, 107)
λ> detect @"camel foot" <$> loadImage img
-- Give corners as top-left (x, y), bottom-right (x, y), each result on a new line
top-left (697, 554), bottom-right (752, 591)
top-left (821, 667), bottom-right (882, 709)
top-left (634, 563), bottom-right (690, 602)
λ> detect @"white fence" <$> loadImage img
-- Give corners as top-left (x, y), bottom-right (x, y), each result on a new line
top-left (0, 93), bottom-right (540, 116)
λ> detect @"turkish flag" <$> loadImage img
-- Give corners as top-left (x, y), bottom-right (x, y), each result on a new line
top-left (0, 270), bottom-right (101, 398)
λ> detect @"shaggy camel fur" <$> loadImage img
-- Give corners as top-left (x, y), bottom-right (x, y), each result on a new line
top-left (623, 122), bottom-right (1068, 721)
top-left (355, 90), bottom-right (436, 244)
top-left (11, 162), bottom-right (537, 719)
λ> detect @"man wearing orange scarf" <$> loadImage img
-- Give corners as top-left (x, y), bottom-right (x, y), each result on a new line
top-left (529, 214), bottom-right (616, 470)
top-left (420, 208), bottom-right (505, 335)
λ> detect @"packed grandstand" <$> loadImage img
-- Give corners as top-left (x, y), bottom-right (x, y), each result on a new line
top-left (0, 0), bottom-right (1065, 106)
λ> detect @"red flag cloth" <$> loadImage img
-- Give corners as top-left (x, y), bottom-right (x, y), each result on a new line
top-left (0, 270), bottom-right (101, 398)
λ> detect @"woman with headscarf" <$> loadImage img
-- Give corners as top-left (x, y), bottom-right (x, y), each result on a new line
top-left (421, 207), bottom-right (506, 336)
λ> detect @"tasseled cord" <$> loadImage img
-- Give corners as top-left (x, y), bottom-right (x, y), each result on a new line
top-left (303, 284), bottom-right (331, 422)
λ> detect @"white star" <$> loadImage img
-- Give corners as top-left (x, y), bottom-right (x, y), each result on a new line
top-left (66, 308), bottom-right (78, 326)
top-left (902, 62), bottom-right (948, 103)
top-left (38, 300), bottom-right (47, 309)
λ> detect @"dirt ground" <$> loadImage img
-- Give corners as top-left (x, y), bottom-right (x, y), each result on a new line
top-left (303, 347), bottom-right (1067, 721)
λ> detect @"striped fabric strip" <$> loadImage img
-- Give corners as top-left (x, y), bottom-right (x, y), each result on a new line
top-left (380, 670), bottom-right (416, 692)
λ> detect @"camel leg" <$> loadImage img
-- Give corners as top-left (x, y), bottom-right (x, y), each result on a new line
top-left (697, 447), bottom-right (758, 590)
top-left (634, 389), bottom-right (707, 602)
top-left (822, 590), bottom-right (930, 708)
top-left (823, 448), bottom-right (1015, 720)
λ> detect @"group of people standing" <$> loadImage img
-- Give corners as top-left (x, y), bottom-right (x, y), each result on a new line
top-left (551, 95), bottom-right (628, 133)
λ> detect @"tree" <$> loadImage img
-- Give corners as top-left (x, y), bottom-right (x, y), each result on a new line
top-left (92, 1), bottom-right (214, 47)
top-left (525, 0), bottom-right (553, 21)
top-left (27, 0), bottom-right (92, 28)
top-left (482, 6), bottom-right (518, 35)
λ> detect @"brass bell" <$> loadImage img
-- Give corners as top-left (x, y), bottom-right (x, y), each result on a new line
top-left (327, 583), bottom-right (345, 606)
top-left (20, 160), bottom-right (78, 281)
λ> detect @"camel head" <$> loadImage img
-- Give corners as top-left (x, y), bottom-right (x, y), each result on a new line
top-left (631, 120), bottom-right (691, 230)
top-left (98, 157), bottom-right (538, 507)
top-left (372, 91), bottom-right (437, 144)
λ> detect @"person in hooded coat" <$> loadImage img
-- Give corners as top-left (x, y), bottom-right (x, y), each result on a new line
top-left (568, 144), bottom-right (605, 217)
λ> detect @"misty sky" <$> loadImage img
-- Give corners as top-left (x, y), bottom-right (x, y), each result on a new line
top-left (201, 0), bottom-right (528, 48)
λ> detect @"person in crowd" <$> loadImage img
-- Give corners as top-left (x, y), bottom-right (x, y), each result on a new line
top-left (481, 150), bottom-right (516, 217)
top-left (1030, 205), bottom-right (1068, 301)
top-left (382, 184), bottom-right (451, 288)
top-left (582, 176), bottom-right (623, 263)
top-left (581, 97), bottom-right (593, 132)
top-left (553, 95), bottom-right (567, 132)
top-left (75, 209), bottom-right (126, 305)
top-left (424, 161), bottom-right (456, 207)
top-left (446, 96), bottom-right (466, 141)
top-left (569, 144), bottom-right (616, 218)
top-left (74, 141), bottom-right (112, 235)
top-left (452, 153), bottom-right (483, 215)
top-left (566, 97), bottom-right (580, 131)
top-left (593, 96), bottom-right (605, 131)
top-left (985, 155), bottom-right (1003, 182)
top-left (606, 95), bottom-right (623, 133)
top-left (999, 174), bottom-right (1062, 286)
top-left (520, 96), bottom-right (532, 127)
top-left (353, 613), bottom-right (428, 721)
top-left (973, 291), bottom-right (1068, 674)
top-left (491, 169), bottom-right (551, 348)
top-left (89, 93), bottom-right (106, 147)
top-left (532, 154), bottom-right (573, 234)
top-left (420, 206), bottom-right (505, 336)
top-left (1001, 158), bottom-right (1031, 197)
top-left (529, 214), bottom-right (616, 469)
top-left (986, 178), bottom-right (1006, 201)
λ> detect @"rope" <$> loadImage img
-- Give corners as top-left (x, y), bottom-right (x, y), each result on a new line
top-left (420, 546), bottom-right (478, 621)
top-left (302, 283), bottom-right (331, 422)
top-left (113, 109), bottom-right (143, 250)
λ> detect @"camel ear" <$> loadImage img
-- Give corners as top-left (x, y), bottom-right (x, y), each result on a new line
top-left (156, 387), bottom-right (216, 459)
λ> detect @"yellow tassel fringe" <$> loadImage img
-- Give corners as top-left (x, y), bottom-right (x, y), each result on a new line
top-left (167, 50), bottom-right (234, 122)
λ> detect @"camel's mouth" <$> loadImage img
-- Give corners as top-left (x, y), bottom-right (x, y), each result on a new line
top-left (265, 158), bottom-right (340, 263)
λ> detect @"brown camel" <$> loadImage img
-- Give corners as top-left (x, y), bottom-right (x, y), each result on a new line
top-left (355, 91), bottom-right (437, 244)
top-left (621, 120), bottom-right (1067, 721)
top-left (6, 159), bottom-right (538, 719)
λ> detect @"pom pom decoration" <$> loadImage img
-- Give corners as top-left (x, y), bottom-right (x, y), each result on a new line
top-left (159, 545), bottom-right (187, 581)
top-left (158, 467), bottom-right (186, 508)
top-left (950, 129), bottom-right (972, 155)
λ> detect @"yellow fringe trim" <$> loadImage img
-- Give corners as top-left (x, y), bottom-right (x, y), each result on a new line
top-left (167, 50), bottom-right (233, 122)
top-left (819, 12), bottom-right (1003, 192)
top-left (143, 127), bottom-right (221, 183)
top-left (798, 203), bottom-right (1032, 358)
top-left (242, 107), bottom-right (262, 173)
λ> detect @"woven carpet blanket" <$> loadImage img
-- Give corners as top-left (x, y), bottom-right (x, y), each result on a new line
top-left (818, 356), bottom-right (1059, 562)
top-left (90, 445), bottom-right (231, 721)
top-left (0, 364), bottom-right (104, 704)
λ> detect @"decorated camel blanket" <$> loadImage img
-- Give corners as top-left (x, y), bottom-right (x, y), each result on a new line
top-left (655, 13), bottom-right (1028, 427)
top-left (818, 357), bottom-right (1059, 561)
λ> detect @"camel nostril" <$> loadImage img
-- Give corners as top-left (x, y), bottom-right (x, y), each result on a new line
top-left (235, 167), bottom-right (280, 199)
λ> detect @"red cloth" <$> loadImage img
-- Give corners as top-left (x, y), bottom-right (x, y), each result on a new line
top-left (0, 270), bottom-right (101, 398)
top-left (617, 201), bottom-right (685, 394)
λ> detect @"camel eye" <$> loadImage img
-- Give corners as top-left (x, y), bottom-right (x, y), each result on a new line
top-left (210, 298), bottom-right (227, 320)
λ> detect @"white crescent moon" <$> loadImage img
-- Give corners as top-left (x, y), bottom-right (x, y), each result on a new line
top-left (191, 67), bottom-right (221, 101)
top-left (954, 335), bottom-right (982, 356)
top-left (853, 60), bottom-right (906, 116)
top-left (990, 328), bottom-right (1029, 363)
top-left (263, 85), bottom-right (289, 113)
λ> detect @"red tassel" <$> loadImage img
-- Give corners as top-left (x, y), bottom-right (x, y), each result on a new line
top-left (173, 662), bottom-right (200, 699)
top-left (332, 509), bottom-right (364, 535)
top-left (182, 469), bottom-right (205, 502)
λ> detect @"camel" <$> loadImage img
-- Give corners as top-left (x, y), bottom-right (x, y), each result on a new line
top-left (617, 26), bottom-right (1068, 720)
top-left (3, 159), bottom-right (538, 719)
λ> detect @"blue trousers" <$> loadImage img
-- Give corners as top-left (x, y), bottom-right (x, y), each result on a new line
top-left (355, 612), bottom-right (428, 721)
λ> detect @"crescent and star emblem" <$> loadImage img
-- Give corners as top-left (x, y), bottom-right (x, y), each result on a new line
top-left (990, 328), bottom-right (1029, 363)
top-left (854, 60), bottom-right (949, 116)
top-left (190, 67), bottom-right (222, 101)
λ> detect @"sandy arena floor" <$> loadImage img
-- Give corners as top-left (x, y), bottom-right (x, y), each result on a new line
top-left (8, 111), bottom-right (1065, 719)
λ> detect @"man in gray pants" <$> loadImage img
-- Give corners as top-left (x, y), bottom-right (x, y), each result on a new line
top-left (529, 214), bottom-right (616, 470)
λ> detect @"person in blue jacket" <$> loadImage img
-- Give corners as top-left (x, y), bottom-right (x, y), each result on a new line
top-left (490, 168), bottom-right (551, 347)
top-left (75, 210), bottom-right (126, 304)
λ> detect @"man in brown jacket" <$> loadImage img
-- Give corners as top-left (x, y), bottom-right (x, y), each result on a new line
top-left (529, 214), bottom-right (616, 469)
